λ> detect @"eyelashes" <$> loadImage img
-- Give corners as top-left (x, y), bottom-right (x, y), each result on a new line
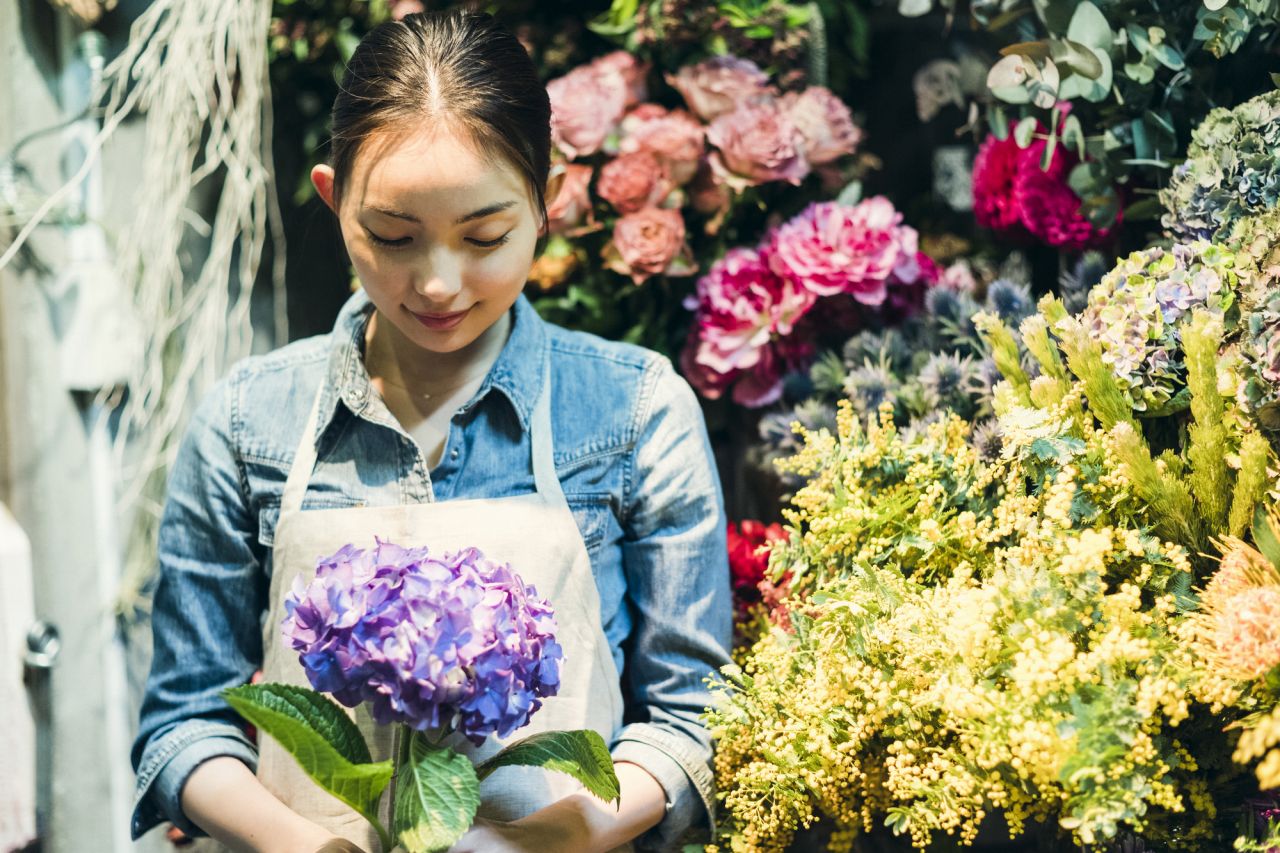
top-left (364, 230), bottom-right (512, 250)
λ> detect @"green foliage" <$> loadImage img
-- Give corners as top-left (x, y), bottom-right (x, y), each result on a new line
top-left (475, 729), bottom-right (620, 803)
top-left (393, 730), bottom-right (481, 853)
top-left (222, 684), bottom-right (394, 850)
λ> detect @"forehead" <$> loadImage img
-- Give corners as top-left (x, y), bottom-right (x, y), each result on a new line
top-left (346, 120), bottom-right (529, 212)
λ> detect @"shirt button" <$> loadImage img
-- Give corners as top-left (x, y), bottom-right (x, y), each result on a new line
top-left (450, 448), bottom-right (459, 460)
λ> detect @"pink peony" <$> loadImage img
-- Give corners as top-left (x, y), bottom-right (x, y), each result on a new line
top-left (680, 246), bottom-right (817, 407)
top-left (545, 163), bottom-right (595, 234)
top-left (618, 104), bottom-right (706, 186)
top-left (547, 66), bottom-right (628, 160)
top-left (767, 196), bottom-right (926, 306)
top-left (972, 131), bottom-right (1024, 234)
top-left (591, 51), bottom-right (650, 109)
top-left (1014, 138), bottom-right (1118, 250)
top-left (972, 123), bottom-right (1115, 249)
top-left (596, 151), bottom-right (674, 215)
top-left (667, 55), bottom-right (772, 122)
top-left (707, 99), bottom-right (810, 191)
top-left (780, 86), bottom-right (862, 166)
top-left (602, 207), bottom-right (696, 285)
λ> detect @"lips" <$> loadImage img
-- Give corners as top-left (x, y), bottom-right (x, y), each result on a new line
top-left (408, 306), bottom-right (471, 331)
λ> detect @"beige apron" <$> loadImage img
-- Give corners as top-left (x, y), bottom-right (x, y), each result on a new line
top-left (253, 354), bottom-right (626, 853)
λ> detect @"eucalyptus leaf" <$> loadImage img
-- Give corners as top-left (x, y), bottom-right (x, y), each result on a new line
top-left (222, 685), bottom-right (393, 846)
top-left (393, 731), bottom-right (481, 853)
top-left (1051, 39), bottom-right (1104, 79)
top-left (898, 0), bottom-right (934, 17)
top-left (475, 730), bottom-right (621, 805)
top-left (1014, 116), bottom-right (1039, 147)
top-left (1066, 2), bottom-right (1112, 51)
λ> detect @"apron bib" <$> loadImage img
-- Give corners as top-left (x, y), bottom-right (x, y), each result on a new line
top-left (248, 353), bottom-right (625, 853)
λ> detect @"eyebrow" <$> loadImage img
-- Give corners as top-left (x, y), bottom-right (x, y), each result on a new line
top-left (366, 200), bottom-right (519, 225)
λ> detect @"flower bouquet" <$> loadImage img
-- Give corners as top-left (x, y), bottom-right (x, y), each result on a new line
top-left (221, 540), bottom-right (618, 853)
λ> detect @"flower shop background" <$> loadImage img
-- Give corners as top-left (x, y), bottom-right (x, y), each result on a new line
top-left (4, 0), bottom-right (1280, 851)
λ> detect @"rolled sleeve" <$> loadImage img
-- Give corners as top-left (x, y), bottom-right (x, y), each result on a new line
top-left (619, 358), bottom-right (733, 849)
top-left (130, 372), bottom-right (267, 840)
top-left (132, 719), bottom-right (258, 838)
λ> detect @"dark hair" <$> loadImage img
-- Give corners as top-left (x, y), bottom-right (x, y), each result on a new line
top-left (329, 10), bottom-right (552, 224)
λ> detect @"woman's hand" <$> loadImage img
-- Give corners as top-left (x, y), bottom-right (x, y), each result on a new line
top-left (446, 816), bottom-right (586, 853)
top-left (312, 839), bottom-right (369, 853)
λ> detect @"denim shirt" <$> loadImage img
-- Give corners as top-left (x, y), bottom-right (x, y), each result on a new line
top-left (130, 290), bottom-right (732, 850)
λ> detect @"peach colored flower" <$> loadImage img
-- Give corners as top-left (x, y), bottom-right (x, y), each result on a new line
top-left (546, 163), bottom-right (595, 234)
top-left (707, 99), bottom-right (809, 191)
top-left (547, 66), bottom-right (628, 160)
top-left (781, 86), bottom-right (862, 166)
top-left (591, 51), bottom-right (650, 109)
top-left (618, 104), bottom-right (705, 185)
top-left (596, 151), bottom-right (673, 215)
top-left (602, 208), bottom-right (696, 285)
top-left (667, 55), bottom-right (771, 122)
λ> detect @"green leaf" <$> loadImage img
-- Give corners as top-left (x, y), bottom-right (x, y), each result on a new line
top-left (475, 730), bottom-right (620, 804)
top-left (394, 731), bottom-right (481, 853)
top-left (1014, 116), bottom-right (1038, 147)
top-left (1067, 2), bottom-right (1112, 51)
top-left (222, 685), bottom-right (393, 844)
top-left (1253, 505), bottom-right (1280, 569)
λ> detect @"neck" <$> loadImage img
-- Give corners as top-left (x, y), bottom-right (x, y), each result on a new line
top-left (365, 305), bottom-right (512, 396)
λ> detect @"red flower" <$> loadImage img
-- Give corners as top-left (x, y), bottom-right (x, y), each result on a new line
top-left (727, 520), bottom-right (788, 620)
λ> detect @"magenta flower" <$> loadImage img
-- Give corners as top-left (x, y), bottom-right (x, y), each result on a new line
top-left (281, 540), bottom-right (562, 745)
top-left (767, 197), bottom-right (927, 306)
top-left (680, 246), bottom-right (817, 407)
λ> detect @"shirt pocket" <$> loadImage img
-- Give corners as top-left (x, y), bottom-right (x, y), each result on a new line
top-left (564, 492), bottom-right (615, 559)
top-left (256, 494), bottom-right (366, 549)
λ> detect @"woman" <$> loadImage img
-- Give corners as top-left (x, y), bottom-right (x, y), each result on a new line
top-left (129, 10), bottom-right (731, 853)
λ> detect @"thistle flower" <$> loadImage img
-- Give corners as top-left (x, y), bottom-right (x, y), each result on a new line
top-left (984, 278), bottom-right (1034, 324)
top-left (844, 362), bottom-right (902, 419)
top-left (282, 540), bottom-right (562, 744)
top-left (916, 351), bottom-right (984, 415)
top-left (1060, 251), bottom-right (1110, 315)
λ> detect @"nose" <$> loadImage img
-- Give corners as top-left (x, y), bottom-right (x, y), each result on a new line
top-left (413, 249), bottom-right (463, 303)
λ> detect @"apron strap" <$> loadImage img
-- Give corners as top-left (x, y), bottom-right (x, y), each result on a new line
top-left (280, 382), bottom-right (326, 517)
top-left (281, 339), bottom-right (563, 517)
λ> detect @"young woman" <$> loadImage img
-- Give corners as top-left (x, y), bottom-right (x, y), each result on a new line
top-left (129, 10), bottom-right (731, 853)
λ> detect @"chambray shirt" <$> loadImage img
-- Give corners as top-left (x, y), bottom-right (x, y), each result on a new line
top-left (130, 290), bottom-right (732, 850)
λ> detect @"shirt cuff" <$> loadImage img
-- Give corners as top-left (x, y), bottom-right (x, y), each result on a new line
top-left (611, 723), bottom-right (715, 850)
top-left (132, 719), bottom-right (258, 840)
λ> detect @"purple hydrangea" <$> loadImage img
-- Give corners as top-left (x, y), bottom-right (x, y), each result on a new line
top-left (281, 540), bottom-right (563, 745)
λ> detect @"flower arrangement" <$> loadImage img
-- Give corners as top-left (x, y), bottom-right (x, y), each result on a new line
top-left (972, 119), bottom-right (1117, 250)
top-left (679, 196), bottom-right (936, 407)
top-left (1161, 90), bottom-right (1280, 243)
top-left (531, 51), bottom-right (866, 355)
top-left (708, 242), bottom-right (1279, 851)
top-left (222, 540), bottom-right (618, 853)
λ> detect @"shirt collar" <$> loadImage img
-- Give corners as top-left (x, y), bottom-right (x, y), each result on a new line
top-left (315, 289), bottom-right (547, 445)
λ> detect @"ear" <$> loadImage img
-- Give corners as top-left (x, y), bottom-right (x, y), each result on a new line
top-left (311, 164), bottom-right (338, 213)
top-left (543, 163), bottom-right (566, 211)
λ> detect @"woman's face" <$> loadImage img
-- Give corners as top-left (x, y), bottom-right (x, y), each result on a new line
top-left (314, 122), bottom-right (545, 355)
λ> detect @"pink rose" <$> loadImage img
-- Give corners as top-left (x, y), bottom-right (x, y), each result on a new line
top-left (602, 208), bottom-right (696, 285)
top-left (547, 66), bottom-right (628, 160)
top-left (618, 104), bottom-right (705, 185)
top-left (707, 99), bottom-right (810, 191)
top-left (768, 197), bottom-right (926, 306)
top-left (591, 51), bottom-right (650, 108)
top-left (666, 55), bottom-right (772, 122)
top-left (780, 86), bottom-right (862, 166)
top-left (546, 163), bottom-right (595, 234)
top-left (680, 246), bottom-right (817, 407)
top-left (596, 151), bottom-right (674, 215)
top-left (388, 0), bottom-right (425, 19)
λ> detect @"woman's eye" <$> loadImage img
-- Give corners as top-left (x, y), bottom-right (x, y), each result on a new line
top-left (468, 232), bottom-right (512, 249)
top-left (366, 230), bottom-right (410, 248)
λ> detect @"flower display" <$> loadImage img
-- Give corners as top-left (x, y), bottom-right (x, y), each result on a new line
top-left (706, 98), bottom-right (810, 191)
top-left (710, 261), bottom-right (1278, 851)
top-left (282, 539), bottom-right (562, 744)
top-left (972, 123), bottom-right (1116, 250)
top-left (1065, 242), bottom-right (1239, 415)
top-left (1161, 90), bottom-right (1280, 243)
top-left (601, 206), bottom-right (696, 285)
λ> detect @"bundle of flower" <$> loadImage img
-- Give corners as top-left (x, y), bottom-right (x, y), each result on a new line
top-left (972, 118), bottom-right (1118, 250)
top-left (531, 52), bottom-right (865, 355)
top-left (221, 540), bottom-right (618, 853)
top-left (1161, 89), bottom-right (1280, 244)
top-left (750, 259), bottom-right (1034, 495)
top-left (538, 52), bottom-right (862, 287)
top-left (707, 243), bottom-right (1278, 852)
top-left (679, 196), bottom-right (937, 407)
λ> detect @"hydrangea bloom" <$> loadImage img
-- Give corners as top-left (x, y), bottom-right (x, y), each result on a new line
top-left (1161, 90), bottom-right (1280, 243)
top-left (282, 540), bottom-right (562, 745)
top-left (1071, 242), bottom-right (1239, 415)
